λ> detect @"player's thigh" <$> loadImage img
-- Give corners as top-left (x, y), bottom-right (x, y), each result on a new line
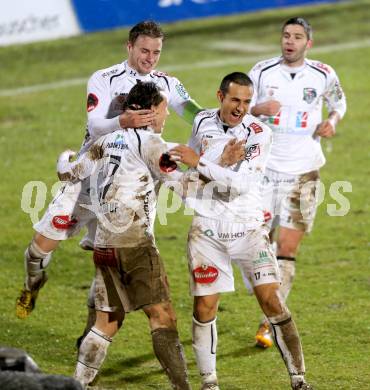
top-left (280, 170), bottom-right (320, 233)
top-left (188, 217), bottom-right (233, 296)
top-left (233, 226), bottom-right (280, 289)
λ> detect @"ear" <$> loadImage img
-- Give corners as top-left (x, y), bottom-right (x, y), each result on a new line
top-left (217, 90), bottom-right (224, 103)
top-left (127, 41), bottom-right (132, 52)
top-left (307, 39), bottom-right (313, 49)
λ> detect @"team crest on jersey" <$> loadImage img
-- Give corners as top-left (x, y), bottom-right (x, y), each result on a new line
top-left (87, 93), bottom-right (99, 112)
top-left (249, 122), bottom-right (263, 134)
top-left (303, 88), bottom-right (317, 104)
top-left (245, 144), bottom-right (260, 161)
top-left (193, 265), bottom-right (219, 284)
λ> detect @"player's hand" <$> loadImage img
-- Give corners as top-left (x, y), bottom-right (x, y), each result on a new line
top-left (169, 145), bottom-right (200, 168)
top-left (313, 119), bottom-right (336, 138)
top-left (220, 138), bottom-right (246, 167)
top-left (252, 100), bottom-right (281, 116)
top-left (56, 149), bottom-right (76, 181)
top-left (119, 109), bottom-right (156, 129)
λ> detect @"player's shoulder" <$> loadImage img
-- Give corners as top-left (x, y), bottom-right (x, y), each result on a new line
top-left (194, 108), bottom-right (217, 123)
top-left (306, 58), bottom-right (336, 77)
top-left (250, 56), bottom-right (281, 74)
top-left (90, 62), bottom-right (125, 82)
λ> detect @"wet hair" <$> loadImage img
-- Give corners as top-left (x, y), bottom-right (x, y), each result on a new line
top-left (128, 20), bottom-right (164, 44)
top-left (282, 17), bottom-right (313, 40)
top-left (124, 81), bottom-right (164, 110)
top-left (219, 72), bottom-right (253, 95)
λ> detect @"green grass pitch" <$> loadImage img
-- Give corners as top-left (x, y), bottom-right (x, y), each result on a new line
top-left (0, 1), bottom-right (369, 388)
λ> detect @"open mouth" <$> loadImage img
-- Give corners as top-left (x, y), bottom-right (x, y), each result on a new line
top-left (230, 111), bottom-right (242, 121)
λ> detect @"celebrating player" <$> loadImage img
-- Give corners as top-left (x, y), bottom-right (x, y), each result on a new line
top-left (16, 20), bottom-right (201, 319)
top-left (58, 82), bottom-right (193, 390)
top-left (169, 72), bottom-right (312, 390)
top-left (247, 17), bottom-right (346, 348)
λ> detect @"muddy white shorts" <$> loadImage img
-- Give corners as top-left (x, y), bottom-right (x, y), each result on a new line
top-left (188, 216), bottom-right (280, 296)
top-left (262, 168), bottom-right (320, 233)
top-left (33, 179), bottom-right (96, 242)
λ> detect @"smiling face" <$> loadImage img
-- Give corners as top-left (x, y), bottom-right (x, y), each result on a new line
top-left (281, 24), bottom-right (312, 67)
top-left (127, 35), bottom-right (162, 75)
top-left (217, 82), bottom-right (253, 127)
top-left (152, 94), bottom-right (169, 133)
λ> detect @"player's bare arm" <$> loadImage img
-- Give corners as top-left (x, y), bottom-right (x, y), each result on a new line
top-left (313, 111), bottom-right (341, 138)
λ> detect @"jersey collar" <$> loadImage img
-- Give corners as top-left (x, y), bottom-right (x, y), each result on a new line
top-left (124, 61), bottom-right (154, 80)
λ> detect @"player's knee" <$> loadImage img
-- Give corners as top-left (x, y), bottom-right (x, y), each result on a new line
top-left (144, 301), bottom-right (177, 329)
top-left (277, 240), bottom-right (299, 258)
top-left (256, 284), bottom-right (286, 317)
top-left (193, 296), bottom-right (218, 322)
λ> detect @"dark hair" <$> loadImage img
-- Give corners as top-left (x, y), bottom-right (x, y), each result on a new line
top-left (219, 72), bottom-right (253, 95)
top-left (128, 20), bottom-right (164, 44)
top-left (124, 81), bottom-right (164, 110)
top-left (282, 17), bottom-right (312, 40)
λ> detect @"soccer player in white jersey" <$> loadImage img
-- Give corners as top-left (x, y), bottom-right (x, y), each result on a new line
top-left (15, 21), bottom-right (201, 319)
top-left (169, 72), bottom-right (312, 390)
top-left (247, 17), bottom-right (346, 348)
top-left (57, 82), bottom-right (193, 390)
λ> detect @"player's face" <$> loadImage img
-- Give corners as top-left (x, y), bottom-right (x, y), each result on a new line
top-left (281, 24), bottom-right (312, 66)
top-left (127, 35), bottom-right (162, 75)
top-left (152, 95), bottom-right (169, 133)
top-left (217, 83), bottom-right (253, 127)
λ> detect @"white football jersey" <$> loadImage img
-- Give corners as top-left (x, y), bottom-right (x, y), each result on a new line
top-left (185, 109), bottom-right (272, 226)
top-left (65, 129), bottom-right (181, 248)
top-left (248, 57), bottom-right (346, 174)
top-left (81, 60), bottom-right (193, 153)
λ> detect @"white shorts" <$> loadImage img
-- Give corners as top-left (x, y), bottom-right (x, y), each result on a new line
top-left (262, 168), bottom-right (320, 233)
top-left (188, 216), bottom-right (280, 296)
top-left (33, 180), bottom-right (96, 242)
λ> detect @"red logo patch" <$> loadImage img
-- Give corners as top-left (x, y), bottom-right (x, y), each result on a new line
top-left (249, 122), bottom-right (263, 133)
top-left (52, 215), bottom-right (78, 230)
top-left (87, 93), bottom-right (99, 112)
top-left (193, 265), bottom-right (219, 284)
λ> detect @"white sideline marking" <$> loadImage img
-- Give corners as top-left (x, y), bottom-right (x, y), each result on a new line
top-left (1, 39), bottom-right (369, 98)
top-left (208, 41), bottom-right (277, 52)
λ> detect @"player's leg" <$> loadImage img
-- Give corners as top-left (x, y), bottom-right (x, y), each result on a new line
top-left (277, 170), bottom-right (319, 304)
top-left (75, 309), bottom-right (124, 388)
top-left (143, 302), bottom-right (191, 390)
top-left (16, 181), bottom-right (88, 319)
top-left (188, 217), bottom-right (233, 390)
top-left (239, 227), bottom-right (311, 389)
top-left (117, 245), bottom-right (191, 390)
top-left (192, 294), bottom-right (220, 390)
top-left (15, 233), bottom-right (59, 319)
top-left (75, 254), bottom-right (125, 388)
top-left (254, 283), bottom-right (312, 389)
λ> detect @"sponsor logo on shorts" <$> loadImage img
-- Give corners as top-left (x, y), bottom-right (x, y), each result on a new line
top-left (193, 265), bottom-right (219, 284)
top-left (52, 215), bottom-right (78, 230)
top-left (87, 93), bottom-right (99, 112)
top-left (217, 231), bottom-right (245, 241)
top-left (203, 229), bottom-right (214, 237)
top-left (303, 87), bottom-right (317, 104)
top-left (253, 251), bottom-right (271, 266)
